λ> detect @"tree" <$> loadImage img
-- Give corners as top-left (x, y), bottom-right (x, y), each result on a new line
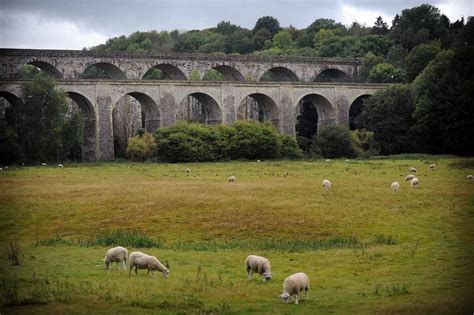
top-left (215, 21), bottom-right (239, 35)
top-left (404, 41), bottom-right (441, 82)
top-left (412, 48), bottom-right (474, 154)
top-left (360, 52), bottom-right (386, 81)
top-left (202, 69), bottom-right (224, 81)
top-left (356, 84), bottom-right (415, 154)
top-left (253, 16), bottom-right (281, 38)
top-left (306, 18), bottom-right (344, 34)
top-left (272, 30), bottom-right (294, 50)
top-left (312, 125), bottom-right (357, 158)
top-left (16, 73), bottom-right (70, 162)
top-left (372, 16), bottom-right (389, 35)
top-left (368, 63), bottom-right (406, 83)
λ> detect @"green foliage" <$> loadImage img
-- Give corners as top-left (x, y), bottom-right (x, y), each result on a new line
top-left (356, 84), bottom-right (415, 154)
top-left (229, 121), bottom-right (280, 160)
top-left (253, 16), bottom-right (281, 38)
top-left (188, 68), bottom-right (201, 81)
top-left (412, 45), bottom-right (474, 155)
top-left (372, 16), bottom-right (389, 35)
top-left (80, 65), bottom-right (110, 79)
top-left (368, 63), bottom-right (406, 83)
top-left (143, 68), bottom-right (163, 80)
top-left (0, 120), bottom-right (20, 164)
top-left (351, 129), bottom-right (378, 157)
top-left (277, 134), bottom-right (303, 159)
top-left (126, 133), bottom-right (157, 161)
top-left (17, 64), bottom-right (41, 79)
top-left (272, 30), bottom-right (294, 50)
top-left (202, 69), bottom-right (224, 81)
top-left (312, 125), bottom-right (357, 158)
top-left (404, 41), bottom-right (441, 82)
top-left (360, 52), bottom-right (386, 81)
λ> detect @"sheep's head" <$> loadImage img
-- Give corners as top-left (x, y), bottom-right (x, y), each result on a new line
top-left (162, 269), bottom-right (170, 279)
top-left (262, 272), bottom-right (272, 281)
top-left (279, 292), bottom-right (290, 303)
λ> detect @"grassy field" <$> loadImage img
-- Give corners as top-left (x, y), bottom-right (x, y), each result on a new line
top-left (0, 157), bottom-right (473, 314)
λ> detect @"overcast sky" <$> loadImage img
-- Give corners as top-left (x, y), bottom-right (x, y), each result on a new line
top-left (0, 0), bottom-right (472, 49)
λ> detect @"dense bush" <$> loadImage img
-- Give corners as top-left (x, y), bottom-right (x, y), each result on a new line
top-left (153, 121), bottom-right (301, 162)
top-left (351, 129), bottom-right (378, 157)
top-left (312, 125), bottom-right (357, 158)
top-left (126, 132), bottom-right (156, 161)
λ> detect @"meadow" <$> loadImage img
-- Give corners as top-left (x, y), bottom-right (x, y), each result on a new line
top-left (0, 157), bottom-right (473, 314)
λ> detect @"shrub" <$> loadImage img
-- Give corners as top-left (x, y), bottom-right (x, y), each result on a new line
top-left (126, 133), bottom-right (156, 161)
top-left (229, 121), bottom-right (280, 159)
top-left (278, 134), bottom-right (303, 159)
top-left (351, 129), bottom-right (378, 157)
top-left (312, 125), bottom-right (357, 158)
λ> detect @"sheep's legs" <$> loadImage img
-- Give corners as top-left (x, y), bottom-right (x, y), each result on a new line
top-left (122, 260), bottom-right (126, 270)
top-left (295, 294), bottom-right (299, 305)
top-left (305, 288), bottom-right (309, 300)
top-left (247, 270), bottom-right (253, 280)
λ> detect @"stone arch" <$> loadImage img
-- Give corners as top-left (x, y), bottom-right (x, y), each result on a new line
top-left (315, 68), bottom-right (348, 82)
top-left (177, 92), bottom-right (222, 125)
top-left (64, 92), bottom-right (97, 161)
top-left (0, 91), bottom-right (22, 124)
top-left (349, 94), bottom-right (371, 130)
top-left (204, 65), bottom-right (244, 81)
top-left (112, 92), bottom-right (161, 157)
top-left (143, 64), bottom-right (187, 80)
top-left (26, 61), bottom-right (63, 79)
top-left (260, 67), bottom-right (298, 82)
top-left (237, 93), bottom-right (280, 128)
top-left (295, 94), bottom-right (336, 136)
top-left (81, 62), bottom-right (127, 80)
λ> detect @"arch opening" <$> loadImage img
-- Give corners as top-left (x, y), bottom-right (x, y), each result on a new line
top-left (203, 65), bottom-right (244, 81)
top-left (15, 62), bottom-right (62, 79)
top-left (113, 92), bottom-right (161, 158)
top-left (237, 93), bottom-right (279, 128)
top-left (81, 63), bottom-right (127, 80)
top-left (260, 67), bottom-right (298, 82)
top-left (64, 92), bottom-right (97, 161)
top-left (315, 69), bottom-right (348, 82)
top-left (0, 92), bottom-right (22, 126)
top-left (177, 93), bottom-right (222, 125)
top-left (349, 95), bottom-right (371, 130)
top-left (143, 64), bottom-right (187, 80)
top-left (294, 94), bottom-right (335, 145)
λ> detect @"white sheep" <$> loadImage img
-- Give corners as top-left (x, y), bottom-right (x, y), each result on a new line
top-left (279, 272), bottom-right (310, 304)
top-left (185, 168), bottom-right (190, 174)
top-left (404, 174), bottom-right (415, 181)
top-left (58, 164), bottom-right (64, 168)
top-left (245, 255), bottom-right (272, 281)
top-left (0, 168), bottom-right (3, 171)
top-left (410, 177), bottom-right (420, 188)
top-left (4, 166), bottom-right (8, 170)
top-left (409, 167), bottom-right (417, 173)
top-left (344, 159), bottom-right (350, 162)
top-left (104, 246), bottom-right (128, 270)
top-left (467, 175), bottom-right (473, 180)
top-left (41, 162), bottom-right (47, 166)
top-left (227, 175), bottom-right (236, 182)
top-left (391, 181), bottom-right (400, 192)
top-left (322, 179), bottom-right (331, 190)
top-left (256, 160), bottom-right (261, 163)
top-left (325, 159), bottom-right (331, 163)
top-left (129, 251), bottom-right (169, 278)
top-left (429, 164), bottom-right (436, 170)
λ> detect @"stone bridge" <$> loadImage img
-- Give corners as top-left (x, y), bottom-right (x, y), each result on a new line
top-left (0, 49), bottom-right (386, 161)
top-left (0, 48), bottom-right (362, 82)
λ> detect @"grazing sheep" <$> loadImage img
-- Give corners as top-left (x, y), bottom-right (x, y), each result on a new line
top-left (429, 164), bottom-right (436, 170)
top-left (410, 177), bottom-right (420, 188)
top-left (4, 166), bottom-right (8, 170)
top-left (344, 159), bottom-right (350, 162)
top-left (227, 175), bottom-right (236, 182)
top-left (467, 175), bottom-right (473, 180)
top-left (41, 162), bottom-right (47, 166)
top-left (0, 168), bottom-right (3, 171)
top-left (129, 251), bottom-right (169, 278)
top-left (409, 167), bottom-right (417, 173)
top-left (186, 168), bottom-right (190, 174)
top-left (325, 159), bottom-right (331, 162)
top-left (391, 181), bottom-right (400, 192)
top-left (405, 174), bottom-right (415, 181)
top-left (104, 246), bottom-right (128, 270)
top-left (245, 255), bottom-right (272, 281)
top-left (58, 164), bottom-right (64, 168)
top-left (322, 179), bottom-right (331, 190)
top-left (279, 272), bottom-right (310, 304)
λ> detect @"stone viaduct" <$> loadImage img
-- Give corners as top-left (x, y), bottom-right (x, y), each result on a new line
top-left (0, 49), bottom-right (386, 161)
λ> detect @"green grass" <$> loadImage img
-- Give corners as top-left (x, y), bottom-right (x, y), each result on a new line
top-left (0, 157), bottom-right (473, 314)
